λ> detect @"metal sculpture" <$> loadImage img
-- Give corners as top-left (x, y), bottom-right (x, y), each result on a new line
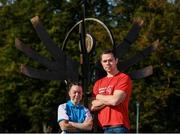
top-left (15, 15), bottom-right (159, 82)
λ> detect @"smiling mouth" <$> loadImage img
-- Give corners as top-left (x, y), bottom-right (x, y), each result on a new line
top-left (105, 67), bottom-right (111, 69)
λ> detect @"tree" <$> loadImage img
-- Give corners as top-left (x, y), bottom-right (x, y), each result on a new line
top-left (0, 0), bottom-right (179, 132)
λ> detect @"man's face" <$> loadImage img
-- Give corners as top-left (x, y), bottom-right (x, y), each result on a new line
top-left (69, 85), bottom-right (83, 105)
top-left (101, 53), bottom-right (118, 73)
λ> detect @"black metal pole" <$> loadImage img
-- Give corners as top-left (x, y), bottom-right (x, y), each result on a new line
top-left (79, 0), bottom-right (90, 106)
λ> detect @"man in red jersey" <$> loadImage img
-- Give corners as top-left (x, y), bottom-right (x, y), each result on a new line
top-left (90, 49), bottom-right (132, 133)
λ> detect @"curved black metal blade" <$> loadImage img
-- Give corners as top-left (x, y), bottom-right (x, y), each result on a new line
top-left (30, 16), bottom-right (65, 62)
top-left (15, 16), bottom-right (80, 82)
top-left (15, 38), bottom-right (63, 71)
top-left (118, 40), bottom-right (159, 71)
top-left (20, 64), bottom-right (67, 80)
top-left (115, 18), bottom-right (144, 58)
top-left (129, 65), bottom-right (153, 79)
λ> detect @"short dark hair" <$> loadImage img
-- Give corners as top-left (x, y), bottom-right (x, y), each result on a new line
top-left (100, 49), bottom-right (117, 60)
top-left (68, 82), bottom-right (82, 90)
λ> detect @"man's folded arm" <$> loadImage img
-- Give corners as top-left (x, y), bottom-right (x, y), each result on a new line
top-left (96, 90), bottom-right (126, 106)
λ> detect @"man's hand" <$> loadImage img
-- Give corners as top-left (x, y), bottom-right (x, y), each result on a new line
top-left (69, 118), bottom-right (93, 131)
top-left (59, 120), bottom-right (79, 132)
top-left (59, 118), bottom-right (93, 132)
top-left (90, 99), bottom-right (106, 111)
top-left (96, 90), bottom-right (126, 106)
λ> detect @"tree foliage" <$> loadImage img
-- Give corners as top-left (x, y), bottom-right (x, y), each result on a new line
top-left (0, 0), bottom-right (179, 132)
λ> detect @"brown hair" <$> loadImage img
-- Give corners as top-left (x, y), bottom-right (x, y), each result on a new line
top-left (100, 49), bottom-right (117, 61)
top-left (68, 82), bottom-right (82, 91)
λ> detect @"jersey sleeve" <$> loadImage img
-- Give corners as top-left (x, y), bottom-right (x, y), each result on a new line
top-left (116, 74), bottom-right (132, 92)
top-left (84, 107), bottom-right (92, 121)
top-left (57, 103), bottom-right (69, 123)
top-left (92, 80), bottom-right (100, 97)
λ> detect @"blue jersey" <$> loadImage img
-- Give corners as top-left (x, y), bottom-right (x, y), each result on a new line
top-left (57, 100), bottom-right (92, 123)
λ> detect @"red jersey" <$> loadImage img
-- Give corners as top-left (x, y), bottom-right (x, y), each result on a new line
top-left (92, 72), bottom-right (132, 129)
